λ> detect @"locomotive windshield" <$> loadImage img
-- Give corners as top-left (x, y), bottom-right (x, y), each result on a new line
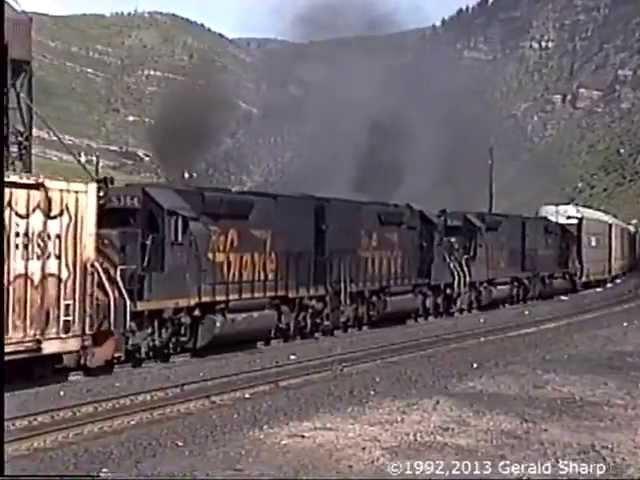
top-left (444, 225), bottom-right (464, 237)
top-left (443, 225), bottom-right (477, 257)
top-left (98, 208), bottom-right (139, 229)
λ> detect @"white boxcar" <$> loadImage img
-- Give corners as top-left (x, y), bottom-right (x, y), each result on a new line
top-left (538, 204), bottom-right (635, 284)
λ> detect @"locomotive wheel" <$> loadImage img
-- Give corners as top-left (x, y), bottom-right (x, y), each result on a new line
top-left (126, 343), bottom-right (145, 368)
top-left (298, 316), bottom-right (312, 339)
top-left (455, 292), bottom-right (465, 314)
top-left (320, 322), bottom-right (335, 337)
top-left (443, 295), bottom-right (454, 317)
top-left (158, 350), bottom-right (171, 363)
top-left (533, 278), bottom-right (540, 299)
top-left (355, 317), bottom-right (364, 331)
top-left (469, 291), bottom-right (479, 312)
top-left (282, 329), bottom-right (292, 343)
top-left (570, 276), bottom-right (581, 293)
top-left (131, 357), bottom-right (144, 368)
top-left (290, 310), bottom-right (305, 340)
top-left (278, 307), bottom-right (293, 343)
top-left (431, 295), bottom-right (440, 317)
top-left (305, 313), bottom-right (318, 338)
top-left (289, 319), bottom-right (299, 341)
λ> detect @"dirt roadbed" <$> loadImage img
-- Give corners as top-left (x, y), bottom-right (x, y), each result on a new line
top-left (6, 299), bottom-right (640, 478)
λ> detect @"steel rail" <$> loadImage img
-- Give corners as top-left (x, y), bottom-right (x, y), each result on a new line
top-left (6, 292), bottom-right (639, 457)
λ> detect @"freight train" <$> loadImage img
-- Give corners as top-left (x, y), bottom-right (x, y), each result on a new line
top-left (6, 176), bottom-right (636, 375)
top-left (3, 4), bottom-right (638, 378)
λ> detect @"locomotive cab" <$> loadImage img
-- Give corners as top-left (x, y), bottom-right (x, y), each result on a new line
top-left (431, 211), bottom-right (482, 289)
top-left (98, 187), bottom-right (145, 299)
top-left (98, 185), bottom-right (204, 305)
top-left (436, 211), bottom-right (486, 262)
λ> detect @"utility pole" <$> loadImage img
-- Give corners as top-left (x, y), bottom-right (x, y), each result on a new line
top-left (488, 139), bottom-right (495, 213)
top-left (94, 152), bottom-right (101, 178)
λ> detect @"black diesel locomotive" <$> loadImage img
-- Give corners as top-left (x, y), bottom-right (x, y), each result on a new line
top-left (94, 184), bottom-right (631, 367)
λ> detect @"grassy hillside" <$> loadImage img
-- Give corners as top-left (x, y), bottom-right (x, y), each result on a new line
top-left (31, 10), bottom-right (255, 178)
top-left (28, 1), bottom-right (640, 220)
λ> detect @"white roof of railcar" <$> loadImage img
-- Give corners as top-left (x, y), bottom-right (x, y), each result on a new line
top-left (4, 173), bottom-right (96, 192)
top-left (538, 204), bottom-right (634, 231)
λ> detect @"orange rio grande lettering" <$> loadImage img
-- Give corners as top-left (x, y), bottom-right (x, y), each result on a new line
top-left (208, 228), bottom-right (277, 282)
top-left (358, 230), bottom-right (403, 278)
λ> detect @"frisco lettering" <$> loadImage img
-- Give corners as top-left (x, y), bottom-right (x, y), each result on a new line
top-left (14, 230), bottom-right (62, 261)
top-left (498, 460), bottom-right (607, 476)
top-left (6, 205), bottom-right (72, 284)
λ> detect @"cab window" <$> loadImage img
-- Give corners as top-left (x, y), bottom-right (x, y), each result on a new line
top-left (169, 214), bottom-right (188, 245)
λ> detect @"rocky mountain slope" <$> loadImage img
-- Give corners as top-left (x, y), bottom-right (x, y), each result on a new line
top-left (30, 10), bottom-right (257, 180)
top-left (29, 0), bottom-right (640, 220)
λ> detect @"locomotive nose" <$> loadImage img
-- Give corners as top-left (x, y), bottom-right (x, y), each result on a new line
top-left (99, 228), bottom-right (142, 266)
top-left (98, 228), bottom-right (144, 297)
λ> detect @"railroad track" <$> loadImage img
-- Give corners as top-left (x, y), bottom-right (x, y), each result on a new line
top-left (6, 292), bottom-right (639, 458)
top-left (6, 279), bottom-right (638, 394)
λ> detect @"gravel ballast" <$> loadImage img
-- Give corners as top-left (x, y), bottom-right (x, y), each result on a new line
top-left (6, 290), bottom-right (639, 478)
top-left (6, 276), bottom-right (638, 419)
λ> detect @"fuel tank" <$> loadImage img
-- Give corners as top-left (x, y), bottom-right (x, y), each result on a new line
top-left (195, 309), bottom-right (278, 349)
top-left (375, 293), bottom-right (420, 322)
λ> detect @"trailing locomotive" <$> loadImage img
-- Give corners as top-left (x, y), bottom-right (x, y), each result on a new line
top-left (434, 210), bottom-right (578, 314)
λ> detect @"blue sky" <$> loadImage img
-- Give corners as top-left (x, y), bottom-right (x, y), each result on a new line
top-left (15, 0), bottom-right (475, 39)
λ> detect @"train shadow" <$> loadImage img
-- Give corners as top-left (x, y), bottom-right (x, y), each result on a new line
top-left (368, 317), bottom-right (421, 330)
top-left (191, 340), bottom-right (262, 359)
top-left (4, 366), bottom-right (70, 393)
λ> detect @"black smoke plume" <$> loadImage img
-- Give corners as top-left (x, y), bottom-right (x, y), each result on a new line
top-left (256, 0), bottom-right (557, 212)
top-left (351, 115), bottom-right (411, 199)
top-left (287, 0), bottom-right (409, 41)
top-left (148, 63), bottom-right (240, 181)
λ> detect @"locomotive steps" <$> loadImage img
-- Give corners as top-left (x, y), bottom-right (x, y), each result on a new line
top-left (6, 287), bottom-right (639, 458)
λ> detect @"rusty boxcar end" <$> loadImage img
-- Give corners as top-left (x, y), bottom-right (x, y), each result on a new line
top-left (4, 174), bottom-right (115, 370)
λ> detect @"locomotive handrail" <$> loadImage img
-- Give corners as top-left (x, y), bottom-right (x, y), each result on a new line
top-left (90, 261), bottom-right (115, 331)
top-left (116, 266), bottom-right (135, 331)
top-left (462, 255), bottom-right (471, 292)
top-left (141, 234), bottom-right (154, 270)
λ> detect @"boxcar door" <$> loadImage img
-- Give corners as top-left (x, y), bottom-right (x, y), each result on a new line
top-left (580, 218), bottom-right (610, 283)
